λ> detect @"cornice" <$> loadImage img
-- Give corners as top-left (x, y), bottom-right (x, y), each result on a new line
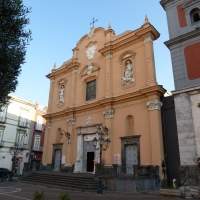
top-left (160, 0), bottom-right (172, 10)
top-left (99, 23), bottom-right (160, 55)
top-left (164, 28), bottom-right (200, 48)
top-left (44, 85), bottom-right (166, 120)
top-left (46, 60), bottom-right (81, 79)
top-left (9, 95), bottom-right (36, 108)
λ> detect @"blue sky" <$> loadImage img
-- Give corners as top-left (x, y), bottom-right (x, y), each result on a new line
top-left (12, 0), bottom-right (173, 107)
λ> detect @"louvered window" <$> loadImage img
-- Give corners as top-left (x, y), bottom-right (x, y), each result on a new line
top-left (36, 116), bottom-right (43, 131)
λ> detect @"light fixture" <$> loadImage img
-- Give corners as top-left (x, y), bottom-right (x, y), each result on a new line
top-left (60, 130), bottom-right (70, 140)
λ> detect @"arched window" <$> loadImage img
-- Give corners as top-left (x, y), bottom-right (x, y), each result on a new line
top-left (193, 13), bottom-right (200, 23)
top-left (190, 8), bottom-right (200, 24)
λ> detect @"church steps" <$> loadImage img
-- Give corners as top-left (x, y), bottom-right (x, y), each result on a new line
top-left (19, 173), bottom-right (107, 192)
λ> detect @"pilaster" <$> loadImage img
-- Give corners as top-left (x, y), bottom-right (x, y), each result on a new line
top-left (70, 68), bottom-right (78, 107)
top-left (146, 99), bottom-right (164, 174)
top-left (143, 35), bottom-right (157, 86)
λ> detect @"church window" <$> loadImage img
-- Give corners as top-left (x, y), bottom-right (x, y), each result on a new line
top-left (86, 80), bottom-right (96, 101)
top-left (190, 8), bottom-right (200, 24)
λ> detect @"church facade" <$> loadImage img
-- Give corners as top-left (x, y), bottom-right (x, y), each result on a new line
top-left (42, 18), bottom-right (166, 175)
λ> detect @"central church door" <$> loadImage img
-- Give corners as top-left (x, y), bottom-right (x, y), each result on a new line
top-left (87, 152), bottom-right (94, 172)
top-left (83, 140), bottom-right (95, 172)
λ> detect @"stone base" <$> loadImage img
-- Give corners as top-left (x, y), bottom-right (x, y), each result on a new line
top-left (160, 188), bottom-right (182, 197)
top-left (180, 165), bottom-right (200, 186)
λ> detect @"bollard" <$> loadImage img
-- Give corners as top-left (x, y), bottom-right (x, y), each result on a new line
top-left (184, 186), bottom-right (193, 199)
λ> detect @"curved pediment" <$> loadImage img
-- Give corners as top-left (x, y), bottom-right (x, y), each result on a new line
top-left (79, 63), bottom-right (100, 77)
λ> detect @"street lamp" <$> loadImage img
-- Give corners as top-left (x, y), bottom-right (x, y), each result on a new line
top-left (9, 132), bottom-right (27, 175)
top-left (60, 130), bottom-right (70, 140)
top-left (93, 125), bottom-right (111, 194)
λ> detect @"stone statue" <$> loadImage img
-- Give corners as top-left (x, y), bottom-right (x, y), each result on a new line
top-left (86, 64), bottom-right (93, 76)
top-left (57, 85), bottom-right (65, 105)
top-left (121, 61), bottom-right (135, 86)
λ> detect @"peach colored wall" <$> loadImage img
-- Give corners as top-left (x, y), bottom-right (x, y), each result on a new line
top-left (43, 22), bottom-right (166, 174)
top-left (177, 2), bottom-right (187, 28)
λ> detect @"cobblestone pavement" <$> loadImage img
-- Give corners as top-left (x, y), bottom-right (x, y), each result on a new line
top-left (0, 182), bottom-right (197, 200)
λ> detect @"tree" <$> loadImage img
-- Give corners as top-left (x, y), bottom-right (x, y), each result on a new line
top-left (0, 0), bottom-right (32, 108)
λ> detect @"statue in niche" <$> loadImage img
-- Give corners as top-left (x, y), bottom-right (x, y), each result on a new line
top-left (121, 60), bottom-right (135, 86)
top-left (57, 85), bottom-right (65, 105)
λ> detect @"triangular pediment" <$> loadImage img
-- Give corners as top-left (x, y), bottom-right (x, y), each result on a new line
top-left (182, 0), bottom-right (200, 9)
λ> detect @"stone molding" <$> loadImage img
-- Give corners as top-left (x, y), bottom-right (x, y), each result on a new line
top-left (67, 117), bottom-right (76, 125)
top-left (86, 45), bottom-right (97, 60)
top-left (77, 124), bottom-right (100, 135)
top-left (103, 108), bottom-right (114, 118)
top-left (165, 29), bottom-right (200, 48)
top-left (146, 99), bottom-right (163, 111)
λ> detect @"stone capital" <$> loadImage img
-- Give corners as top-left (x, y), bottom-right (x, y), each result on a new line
top-left (146, 99), bottom-right (162, 111)
top-left (103, 108), bottom-right (115, 118)
top-left (72, 68), bottom-right (78, 74)
top-left (67, 117), bottom-right (76, 125)
top-left (45, 121), bottom-right (52, 129)
top-left (105, 52), bottom-right (113, 59)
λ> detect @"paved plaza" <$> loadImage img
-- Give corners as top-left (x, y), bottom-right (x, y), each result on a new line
top-left (0, 181), bottom-right (195, 200)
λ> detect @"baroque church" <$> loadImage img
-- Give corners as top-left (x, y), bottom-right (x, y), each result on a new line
top-left (42, 17), bottom-right (166, 175)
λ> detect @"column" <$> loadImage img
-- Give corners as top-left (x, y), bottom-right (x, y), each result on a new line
top-left (144, 35), bottom-right (157, 86)
top-left (146, 99), bottom-right (164, 174)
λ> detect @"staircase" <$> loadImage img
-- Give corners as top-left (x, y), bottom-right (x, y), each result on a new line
top-left (19, 172), bottom-right (107, 192)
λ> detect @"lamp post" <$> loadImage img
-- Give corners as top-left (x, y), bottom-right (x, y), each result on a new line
top-left (93, 125), bottom-right (111, 194)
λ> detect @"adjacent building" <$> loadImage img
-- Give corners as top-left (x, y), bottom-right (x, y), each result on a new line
top-left (0, 95), bottom-right (36, 174)
top-left (30, 104), bottom-right (47, 165)
top-left (160, 0), bottom-right (200, 183)
top-left (42, 18), bottom-right (166, 175)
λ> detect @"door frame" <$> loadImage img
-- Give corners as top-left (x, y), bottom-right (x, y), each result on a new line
top-left (52, 143), bottom-right (63, 170)
top-left (120, 136), bottom-right (141, 169)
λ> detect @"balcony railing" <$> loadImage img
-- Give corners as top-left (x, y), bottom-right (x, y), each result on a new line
top-left (32, 146), bottom-right (43, 152)
top-left (18, 120), bottom-right (27, 128)
top-left (0, 116), bottom-right (5, 123)
top-left (0, 140), bottom-right (4, 147)
top-left (35, 125), bottom-right (44, 131)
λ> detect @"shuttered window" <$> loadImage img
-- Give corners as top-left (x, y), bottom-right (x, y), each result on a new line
top-left (19, 109), bottom-right (28, 127)
top-left (36, 116), bottom-right (43, 131)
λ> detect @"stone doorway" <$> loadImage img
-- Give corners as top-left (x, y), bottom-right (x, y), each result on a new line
top-left (87, 152), bottom-right (94, 172)
top-left (125, 144), bottom-right (138, 174)
top-left (120, 136), bottom-right (140, 175)
top-left (83, 140), bottom-right (95, 172)
top-left (52, 143), bottom-right (62, 171)
top-left (54, 149), bottom-right (61, 171)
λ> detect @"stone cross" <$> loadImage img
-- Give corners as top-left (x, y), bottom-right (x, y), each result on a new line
top-left (90, 18), bottom-right (98, 27)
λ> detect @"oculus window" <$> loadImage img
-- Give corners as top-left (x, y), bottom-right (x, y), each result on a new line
top-left (86, 80), bottom-right (96, 101)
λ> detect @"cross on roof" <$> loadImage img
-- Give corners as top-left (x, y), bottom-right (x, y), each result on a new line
top-left (90, 18), bottom-right (98, 28)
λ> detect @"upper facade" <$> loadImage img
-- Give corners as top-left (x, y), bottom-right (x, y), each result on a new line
top-left (46, 18), bottom-right (162, 115)
top-left (160, 0), bottom-right (200, 39)
top-left (160, 0), bottom-right (200, 90)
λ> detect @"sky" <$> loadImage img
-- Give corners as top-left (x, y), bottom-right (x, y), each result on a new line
top-left (12, 0), bottom-right (174, 107)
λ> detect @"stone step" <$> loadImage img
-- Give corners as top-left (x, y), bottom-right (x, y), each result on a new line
top-left (20, 177), bottom-right (99, 186)
top-left (20, 172), bottom-right (107, 192)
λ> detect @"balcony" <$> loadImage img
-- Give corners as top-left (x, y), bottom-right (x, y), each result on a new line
top-left (0, 116), bottom-right (5, 123)
top-left (32, 146), bottom-right (43, 152)
top-left (0, 140), bottom-right (4, 147)
top-left (35, 124), bottom-right (44, 132)
top-left (18, 120), bottom-right (27, 128)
